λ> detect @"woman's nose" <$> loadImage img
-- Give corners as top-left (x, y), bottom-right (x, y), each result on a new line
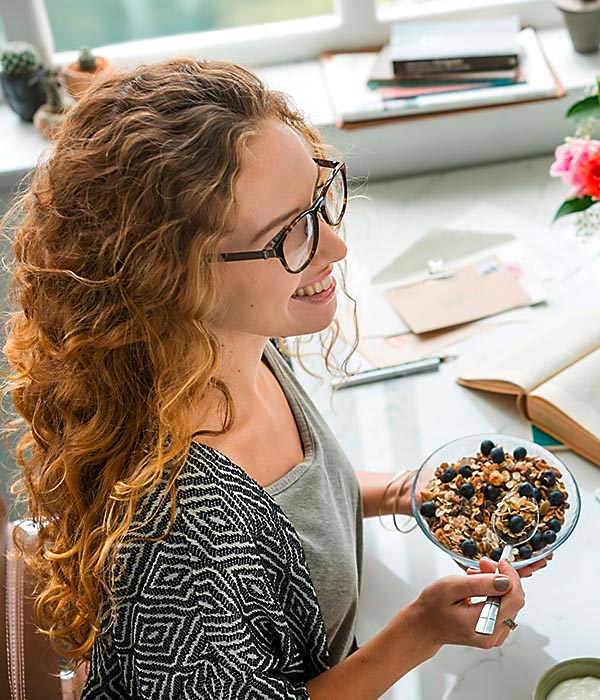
top-left (317, 219), bottom-right (347, 266)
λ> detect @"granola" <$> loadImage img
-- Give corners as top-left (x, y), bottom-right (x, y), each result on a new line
top-left (418, 440), bottom-right (570, 562)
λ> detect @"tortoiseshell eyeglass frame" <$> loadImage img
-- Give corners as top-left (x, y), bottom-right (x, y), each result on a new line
top-left (214, 158), bottom-right (347, 274)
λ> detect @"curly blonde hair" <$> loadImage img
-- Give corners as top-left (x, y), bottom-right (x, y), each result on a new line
top-left (1, 57), bottom-right (357, 662)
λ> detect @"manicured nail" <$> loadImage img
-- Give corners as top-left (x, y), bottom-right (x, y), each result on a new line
top-left (467, 567), bottom-right (479, 573)
top-left (494, 576), bottom-right (510, 591)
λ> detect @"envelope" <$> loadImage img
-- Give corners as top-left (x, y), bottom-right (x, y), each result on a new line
top-left (372, 227), bottom-right (515, 288)
top-left (384, 255), bottom-right (531, 334)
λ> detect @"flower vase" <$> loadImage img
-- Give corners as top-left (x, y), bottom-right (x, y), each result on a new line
top-left (574, 203), bottom-right (600, 237)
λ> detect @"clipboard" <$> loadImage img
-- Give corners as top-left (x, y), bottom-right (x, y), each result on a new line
top-left (320, 27), bottom-right (565, 130)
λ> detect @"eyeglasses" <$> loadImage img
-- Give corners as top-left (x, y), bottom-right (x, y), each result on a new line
top-left (215, 158), bottom-right (347, 274)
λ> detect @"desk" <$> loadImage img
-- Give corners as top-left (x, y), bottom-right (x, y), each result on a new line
top-left (295, 154), bottom-right (600, 699)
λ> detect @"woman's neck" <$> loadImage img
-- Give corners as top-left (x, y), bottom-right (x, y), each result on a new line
top-left (190, 333), bottom-right (272, 435)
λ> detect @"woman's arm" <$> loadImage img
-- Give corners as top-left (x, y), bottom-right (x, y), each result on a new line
top-left (306, 560), bottom-right (524, 700)
top-left (356, 470), bottom-right (415, 518)
top-left (307, 602), bottom-right (438, 699)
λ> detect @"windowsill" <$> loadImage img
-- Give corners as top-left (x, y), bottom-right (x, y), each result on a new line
top-left (0, 25), bottom-right (598, 193)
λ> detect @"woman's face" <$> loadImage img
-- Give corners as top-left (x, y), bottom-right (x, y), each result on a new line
top-left (210, 118), bottom-right (348, 340)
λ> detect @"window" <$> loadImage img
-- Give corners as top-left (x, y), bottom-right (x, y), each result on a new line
top-left (44, 0), bottom-right (335, 53)
top-left (0, 0), bottom-right (560, 71)
top-left (375, 0), bottom-right (557, 26)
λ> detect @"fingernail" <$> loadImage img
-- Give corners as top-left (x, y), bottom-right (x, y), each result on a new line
top-left (467, 567), bottom-right (479, 573)
top-left (494, 576), bottom-right (510, 591)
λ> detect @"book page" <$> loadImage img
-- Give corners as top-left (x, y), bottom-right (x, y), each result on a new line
top-left (529, 346), bottom-right (600, 440)
top-left (459, 312), bottom-right (600, 393)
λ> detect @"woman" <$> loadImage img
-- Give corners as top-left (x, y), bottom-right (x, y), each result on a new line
top-left (2, 59), bottom-right (536, 699)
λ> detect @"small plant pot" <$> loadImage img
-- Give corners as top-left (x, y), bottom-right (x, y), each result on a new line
top-left (33, 104), bottom-right (70, 140)
top-left (555, 0), bottom-right (600, 53)
top-left (0, 68), bottom-right (47, 122)
top-left (62, 56), bottom-right (113, 100)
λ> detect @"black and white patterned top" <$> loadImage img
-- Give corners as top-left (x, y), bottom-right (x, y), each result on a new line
top-left (80, 442), bottom-right (330, 699)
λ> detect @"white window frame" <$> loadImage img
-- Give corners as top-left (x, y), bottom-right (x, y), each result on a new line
top-left (1, 0), bottom-right (561, 70)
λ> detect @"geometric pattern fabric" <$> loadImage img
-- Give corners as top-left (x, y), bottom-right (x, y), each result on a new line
top-left (81, 442), bottom-right (330, 699)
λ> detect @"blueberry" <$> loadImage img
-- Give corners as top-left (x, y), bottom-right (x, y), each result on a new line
top-left (485, 485), bottom-right (501, 501)
top-left (490, 446), bottom-right (505, 464)
top-left (529, 532), bottom-right (544, 550)
top-left (513, 446), bottom-right (527, 460)
top-left (420, 501), bottom-right (436, 518)
top-left (518, 482), bottom-right (534, 498)
top-left (460, 539), bottom-right (477, 557)
top-left (532, 487), bottom-right (543, 502)
top-left (458, 465), bottom-right (472, 478)
top-left (460, 483), bottom-right (475, 499)
top-left (547, 517), bottom-right (562, 532)
top-left (509, 515), bottom-right (525, 533)
top-left (518, 545), bottom-right (533, 559)
top-left (548, 490), bottom-right (564, 506)
top-left (440, 467), bottom-right (457, 483)
top-left (490, 547), bottom-right (503, 562)
top-left (480, 439), bottom-right (495, 456)
top-left (541, 470), bottom-right (556, 487)
top-left (542, 529), bottom-right (557, 545)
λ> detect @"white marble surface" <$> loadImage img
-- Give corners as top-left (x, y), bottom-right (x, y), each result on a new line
top-left (295, 155), bottom-right (600, 699)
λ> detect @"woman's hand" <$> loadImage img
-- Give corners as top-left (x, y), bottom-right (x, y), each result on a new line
top-left (407, 559), bottom-right (525, 650)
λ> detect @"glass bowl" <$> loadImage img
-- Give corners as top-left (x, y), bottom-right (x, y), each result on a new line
top-left (410, 433), bottom-right (581, 570)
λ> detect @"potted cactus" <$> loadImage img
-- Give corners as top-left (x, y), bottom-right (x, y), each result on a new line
top-left (33, 67), bottom-right (70, 140)
top-left (0, 41), bottom-right (47, 122)
top-left (63, 47), bottom-right (112, 99)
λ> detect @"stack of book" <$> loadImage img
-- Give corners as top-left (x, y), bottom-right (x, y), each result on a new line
top-left (368, 16), bottom-right (523, 102)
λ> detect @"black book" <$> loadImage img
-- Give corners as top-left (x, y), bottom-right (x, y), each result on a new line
top-left (392, 55), bottom-right (519, 77)
top-left (389, 16), bottom-right (520, 77)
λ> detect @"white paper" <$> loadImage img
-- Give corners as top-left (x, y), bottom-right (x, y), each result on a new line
top-left (449, 203), bottom-right (600, 289)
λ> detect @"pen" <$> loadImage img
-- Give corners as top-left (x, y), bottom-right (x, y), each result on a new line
top-left (331, 355), bottom-right (451, 391)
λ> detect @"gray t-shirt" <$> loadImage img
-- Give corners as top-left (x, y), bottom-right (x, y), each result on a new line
top-left (263, 342), bottom-right (363, 666)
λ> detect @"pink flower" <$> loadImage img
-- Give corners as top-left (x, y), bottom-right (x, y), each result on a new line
top-left (550, 137), bottom-right (600, 197)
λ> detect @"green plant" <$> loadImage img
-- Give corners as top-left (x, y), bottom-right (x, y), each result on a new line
top-left (78, 48), bottom-right (97, 73)
top-left (0, 41), bottom-right (41, 77)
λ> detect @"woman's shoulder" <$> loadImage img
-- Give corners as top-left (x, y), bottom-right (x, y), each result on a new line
top-left (179, 441), bottom-right (275, 523)
top-left (124, 442), bottom-right (282, 558)
top-left (111, 441), bottom-right (302, 603)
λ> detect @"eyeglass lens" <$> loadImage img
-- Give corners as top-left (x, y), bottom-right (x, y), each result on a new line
top-left (282, 214), bottom-right (317, 272)
top-left (323, 167), bottom-right (346, 226)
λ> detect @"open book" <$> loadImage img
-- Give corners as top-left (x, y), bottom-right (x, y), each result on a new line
top-left (457, 312), bottom-right (600, 466)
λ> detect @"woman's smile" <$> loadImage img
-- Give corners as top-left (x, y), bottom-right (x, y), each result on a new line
top-left (291, 274), bottom-right (337, 303)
